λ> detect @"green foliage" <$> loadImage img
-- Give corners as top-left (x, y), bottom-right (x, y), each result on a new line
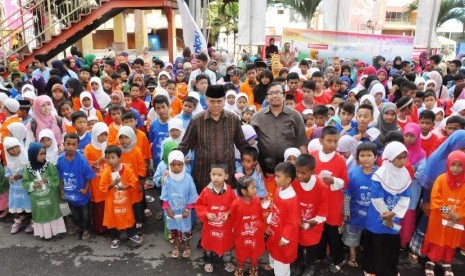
top-left (406, 0), bottom-right (465, 28)
top-left (207, 0), bottom-right (239, 45)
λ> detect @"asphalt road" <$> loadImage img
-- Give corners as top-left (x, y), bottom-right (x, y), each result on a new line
top-left (0, 189), bottom-right (464, 276)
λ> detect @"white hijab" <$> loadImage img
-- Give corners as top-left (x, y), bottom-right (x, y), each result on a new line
top-left (337, 135), bottom-right (359, 166)
top-left (7, 122), bottom-right (27, 146)
top-left (90, 77), bottom-right (111, 108)
top-left (91, 122), bottom-right (109, 157)
top-left (372, 141), bottom-right (411, 195)
top-left (38, 129), bottom-right (58, 165)
top-left (224, 90), bottom-right (237, 114)
top-left (117, 126), bottom-right (136, 153)
top-left (360, 94), bottom-right (380, 126)
top-left (168, 150), bottom-right (185, 181)
top-left (166, 118), bottom-right (184, 143)
top-left (80, 91), bottom-right (97, 117)
top-left (4, 137), bottom-right (28, 171)
top-left (188, 91), bottom-right (204, 115)
top-left (284, 147), bottom-right (301, 161)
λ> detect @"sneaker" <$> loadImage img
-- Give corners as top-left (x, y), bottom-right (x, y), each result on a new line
top-left (145, 195), bottom-right (155, 203)
top-left (25, 223), bottom-right (34, 233)
top-left (130, 234), bottom-right (143, 244)
top-left (110, 239), bottom-right (120, 249)
top-left (10, 222), bottom-right (22, 234)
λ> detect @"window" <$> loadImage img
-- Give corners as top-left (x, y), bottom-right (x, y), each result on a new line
top-left (385, 11), bottom-right (409, 22)
top-left (278, 9), bottom-right (284, 15)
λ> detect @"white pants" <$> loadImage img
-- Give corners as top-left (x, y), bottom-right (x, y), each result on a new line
top-left (269, 255), bottom-right (290, 276)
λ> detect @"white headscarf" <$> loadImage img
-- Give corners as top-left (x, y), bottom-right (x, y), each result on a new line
top-left (117, 126), bottom-right (136, 153)
top-left (337, 135), bottom-right (359, 166)
top-left (4, 137), bottom-right (28, 171)
top-left (7, 122), bottom-right (27, 146)
top-left (372, 141), bottom-right (411, 195)
top-left (241, 124), bottom-right (257, 142)
top-left (166, 118), bottom-right (184, 143)
top-left (284, 147), bottom-right (301, 161)
top-left (308, 138), bottom-right (323, 153)
top-left (188, 91), bottom-right (204, 115)
top-left (91, 122), bottom-right (109, 156)
top-left (80, 91), bottom-right (97, 117)
top-left (168, 150), bottom-right (185, 182)
top-left (38, 129), bottom-right (58, 165)
top-left (369, 83), bottom-right (386, 99)
top-left (21, 84), bottom-right (35, 95)
top-left (451, 99), bottom-right (465, 115)
top-left (22, 90), bottom-right (37, 101)
top-left (360, 94), bottom-right (380, 126)
top-left (414, 77), bottom-right (425, 86)
top-left (224, 90), bottom-right (237, 113)
top-left (90, 77), bottom-right (111, 108)
top-left (424, 79), bottom-right (436, 92)
top-left (157, 71), bottom-right (172, 88)
top-left (235, 92), bottom-right (249, 114)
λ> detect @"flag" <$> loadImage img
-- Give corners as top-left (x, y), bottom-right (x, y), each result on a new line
top-left (413, 0), bottom-right (441, 49)
top-left (237, 0), bottom-right (266, 45)
top-left (176, 0), bottom-right (208, 54)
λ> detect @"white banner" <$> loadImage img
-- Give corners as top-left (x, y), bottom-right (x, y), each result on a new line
top-left (321, 0), bottom-right (350, 32)
top-left (237, 0), bottom-right (267, 45)
top-left (413, 0), bottom-right (441, 49)
top-left (177, 0), bottom-right (208, 54)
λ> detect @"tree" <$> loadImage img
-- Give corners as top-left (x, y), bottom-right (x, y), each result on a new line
top-left (406, 0), bottom-right (465, 29)
top-left (207, 0), bottom-right (239, 45)
top-left (268, 0), bottom-right (324, 29)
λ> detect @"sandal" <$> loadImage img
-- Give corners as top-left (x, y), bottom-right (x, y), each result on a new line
top-left (81, 230), bottom-right (91, 240)
top-left (234, 268), bottom-right (244, 276)
top-left (425, 261), bottom-right (435, 276)
top-left (249, 267), bottom-right (258, 276)
top-left (110, 239), bottom-right (120, 249)
top-left (145, 195), bottom-right (155, 203)
top-left (224, 262), bottom-right (235, 273)
top-left (347, 259), bottom-right (359, 267)
top-left (182, 247), bottom-right (191, 258)
top-left (204, 263), bottom-right (214, 273)
top-left (171, 247), bottom-right (180, 259)
top-left (442, 264), bottom-right (454, 276)
top-left (144, 209), bottom-right (153, 218)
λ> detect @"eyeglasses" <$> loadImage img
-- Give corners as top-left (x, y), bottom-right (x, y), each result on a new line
top-left (267, 90), bottom-right (284, 96)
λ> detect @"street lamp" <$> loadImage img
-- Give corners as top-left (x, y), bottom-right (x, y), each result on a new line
top-left (367, 19), bottom-right (375, 34)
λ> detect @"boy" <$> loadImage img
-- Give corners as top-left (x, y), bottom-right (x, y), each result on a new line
top-left (295, 80), bottom-right (315, 113)
top-left (129, 83), bottom-right (148, 120)
top-left (165, 80), bottom-right (183, 116)
top-left (149, 95), bottom-right (171, 169)
top-left (175, 96), bottom-right (198, 129)
top-left (17, 100), bottom-right (32, 125)
top-left (335, 102), bottom-right (355, 134)
top-left (79, 67), bottom-right (91, 90)
top-left (100, 145), bottom-right (142, 248)
top-left (396, 96), bottom-right (414, 130)
top-left (419, 110), bottom-right (438, 156)
top-left (346, 104), bottom-right (375, 143)
top-left (239, 64), bottom-right (258, 106)
top-left (331, 93), bottom-right (344, 109)
top-left (343, 142), bottom-right (377, 268)
top-left (292, 154), bottom-right (328, 276)
top-left (236, 147), bottom-right (267, 198)
top-left (57, 133), bottom-right (96, 240)
top-left (71, 111), bottom-right (91, 151)
top-left (266, 162), bottom-right (300, 276)
top-left (414, 91), bottom-right (424, 109)
top-left (313, 105), bottom-right (328, 127)
top-left (418, 90), bottom-right (436, 114)
top-left (325, 77), bottom-right (342, 97)
top-left (107, 105), bottom-right (125, 145)
top-left (195, 74), bottom-right (208, 109)
top-left (310, 126), bottom-right (348, 272)
top-left (311, 71), bottom-right (331, 106)
top-left (286, 72), bottom-right (304, 104)
top-left (117, 126), bottom-right (147, 229)
top-left (302, 109), bottom-right (315, 139)
top-left (195, 163), bottom-right (237, 273)
top-left (284, 94), bottom-right (296, 109)
top-left (299, 59), bottom-right (310, 79)
top-left (9, 74), bottom-right (22, 98)
top-left (430, 115), bottom-right (465, 153)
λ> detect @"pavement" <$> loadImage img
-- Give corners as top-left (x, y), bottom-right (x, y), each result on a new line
top-left (0, 188), bottom-right (464, 276)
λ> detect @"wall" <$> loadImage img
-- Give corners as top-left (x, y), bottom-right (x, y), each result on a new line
top-left (92, 29), bottom-right (184, 50)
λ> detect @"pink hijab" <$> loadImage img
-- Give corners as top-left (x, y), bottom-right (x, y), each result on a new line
top-left (30, 95), bottom-right (63, 145)
top-left (403, 122), bottom-right (425, 166)
top-left (363, 66), bottom-right (377, 75)
top-left (376, 68), bottom-right (388, 87)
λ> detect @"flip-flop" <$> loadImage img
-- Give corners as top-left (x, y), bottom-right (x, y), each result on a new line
top-left (171, 247), bottom-right (180, 259)
top-left (182, 248), bottom-right (191, 258)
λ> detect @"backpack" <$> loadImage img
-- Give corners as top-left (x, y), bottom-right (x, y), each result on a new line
top-left (31, 115), bottom-right (63, 138)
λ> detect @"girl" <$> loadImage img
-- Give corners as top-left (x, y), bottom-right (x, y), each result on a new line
top-left (337, 135), bottom-right (359, 171)
top-left (26, 95), bottom-right (63, 146)
top-left (231, 176), bottom-right (265, 276)
top-left (376, 69), bottom-right (388, 87)
top-left (58, 101), bottom-right (76, 133)
top-left (360, 94), bottom-right (380, 126)
top-left (224, 90), bottom-right (237, 114)
top-left (39, 129), bottom-right (59, 165)
top-left (376, 103), bottom-right (400, 149)
top-left (84, 122), bottom-right (109, 234)
top-left (160, 150), bottom-right (198, 259)
top-left (422, 150), bottom-right (465, 276)
top-left (175, 70), bottom-right (188, 100)
top-left (22, 142), bottom-right (66, 239)
top-left (90, 62), bottom-right (101, 78)
top-left (80, 91), bottom-right (103, 121)
top-left (66, 78), bottom-right (97, 111)
top-left (50, 84), bottom-right (68, 111)
top-left (102, 76), bottom-right (115, 95)
top-left (90, 77), bottom-right (111, 110)
top-left (0, 161), bottom-right (6, 218)
top-left (253, 69), bottom-right (273, 109)
top-left (284, 147), bottom-right (301, 165)
top-left (235, 93), bottom-right (249, 117)
top-left (424, 80), bottom-right (436, 92)
top-left (369, 83), bottom-right (386, 108)
top-left (7, 122), bottom-right (27, 147)
top-left (4, 137), bottom-right (31, 234)
top-left (363, 141), bottom-right (411, 276)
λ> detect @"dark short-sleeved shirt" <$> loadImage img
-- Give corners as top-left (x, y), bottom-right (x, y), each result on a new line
top-left (250, 105), bottom-right (308, 169)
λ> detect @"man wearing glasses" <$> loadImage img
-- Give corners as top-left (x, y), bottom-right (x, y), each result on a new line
top-left (251, 82), bottom-right (308, 175)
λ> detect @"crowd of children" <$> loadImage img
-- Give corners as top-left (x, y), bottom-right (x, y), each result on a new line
top-left (0, 49), bottom-right (465, 276)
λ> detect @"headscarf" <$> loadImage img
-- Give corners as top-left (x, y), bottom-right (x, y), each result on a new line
top-left (403, 123), bottom-right (425, 166)
top-left (340, 76), bottom-right (352, 94)
top-left (376, 102), bottom-right (398, 146)
top-left (414, 77), bottom-right (426, 87)
top-left (173, 57), bottom-right (184, 74)
top-left (327, 116), bottom-right (341, 126)
top-left (393, 56), bottom-right (403, 70)
top-left (308, 138), bottom-right (323, 152)
top-left (419, 51), bottom-right (428, 70)
top-left (446, 150), bottom-right (465, 189)
top-left (166, 118), bottom-right (184, 143)
top-left (235, 92), bottom-right (249, 114)
top-left (360, 94), bottom-right (380, 125)
top-left (51, 60), bottom-right (70, 78)
top-left (132, 73), bottom-right (147, 95)
top-left (369, 83), bottom-right (386, 102)
top-left (421, 130), bottom-right (465, 190)
top-left (80, 91), bottom-right (97, 117)
top-left (157, 71), bottom-right (172, 88)
top-left (224, 90), bottom-right (237, 113)
top-left (4, 137), bottom-right (28, 171)
top-left (21, 84), bottom-right (35, 95)
top-left (376, 69), bottom-right (388, 87)
top-left (162, 141), bottom-right (179, 165)
top-left (241, 124), bottom-right (257, 142)
top-left (168, 150), bottom-right (185, 182)
top-left (451, 99), bottom-right (465, 115)
top-left (90, 77), bottom-right (111, 108)
top-left (427, 71), bottom-right (445, 98)
top-left (7, 122), bottom-right (27, 145)
top-left (187, 91), bottom-right (204, 115)
top-left (424, 79), bottom-right (436, 92)
top-left (284, 147), bottom-right (301, 161)
top-left (117, 126), bottom-right (136, 153)
top-left (38, 129), bottom-right (58, 165)
top-left (31, 95), bottom-right (63, 143)
top-left (83, 54), bottom-right (96, 68)
top-left (27, 142), bottom-right (47, 171)
top-left (363, 66), bottom-right (377, 76)
top-left (91, 122), bottom-right (109, 155)
top-left (311, 127), bottom-right (323, 140)
top-left (372, 141), bottom-right (411, 195)
top-left (337, 135), bottom-right (358, 159)
top-left (110, 90), bottom-right (125, 107)
top-left (253, 69), bottom-right (273, 105)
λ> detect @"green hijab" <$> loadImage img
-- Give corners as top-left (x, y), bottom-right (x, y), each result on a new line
top-left (162, 141), bottom-right (179, 165)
